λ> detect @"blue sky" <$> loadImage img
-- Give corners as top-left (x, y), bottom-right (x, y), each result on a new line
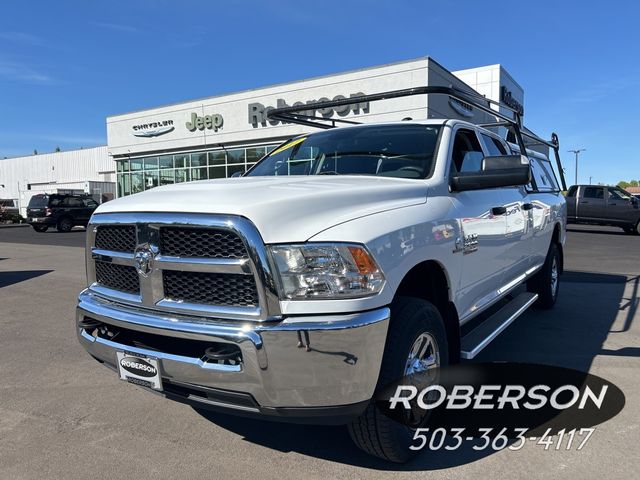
top-left (0, 0), bottom-right (638, 185)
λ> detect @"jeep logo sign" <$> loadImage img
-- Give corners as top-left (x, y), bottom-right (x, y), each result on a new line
top-left (119, 357), bottom-right (158, 377)
top-left (248, 93), bottom-right (370, 127)
top-left (186, 112), bottom-right (224, 132)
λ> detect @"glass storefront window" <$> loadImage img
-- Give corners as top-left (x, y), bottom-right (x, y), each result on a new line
top-left (131, 172), bottom-right (144, 193)
top-left (174, 154), bottom-right (190, 169)
top-left (209, 166), bottom-right (225, 179)
top-left (246, 146), bottom-right (266, 163)
top-left (175, 169), bottom-right (190, 183)
top-left (160, 170), bottom-right (174, 186)
top-left (116, 143), bottom-right (279, 197)
top-left (191, 167), bottom-right (207, 181)
top-left (144, 171), bottom-right (159, 190)
top-left (209, 151), bottom-right (226, 165)
top-left (227, 149), bottom-right (245, 164)
top-left (191, 152), bottom-right (207, 167)
top-left (159, 155), bottom-right (173, 169)
top-left (227, 164), bottom-right (246, 177)
top-left (130, 159), bottom-right (144, 171)
top-left (144, 157), bottom-right (159, 170)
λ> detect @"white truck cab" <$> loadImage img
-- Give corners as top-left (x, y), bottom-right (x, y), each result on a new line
top-left (76, 88), bottom-right (567, 462)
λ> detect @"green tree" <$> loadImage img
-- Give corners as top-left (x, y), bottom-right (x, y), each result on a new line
top-left (618, 180), bottom-right (630, 188)
top-left (55, 146), bottom-right (61, 152)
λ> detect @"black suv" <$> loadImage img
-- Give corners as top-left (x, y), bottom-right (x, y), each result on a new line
top-left (27, 194), bottom-right (99, 232)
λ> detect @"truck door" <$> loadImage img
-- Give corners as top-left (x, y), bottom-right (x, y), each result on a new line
top-left (578, 186), bottom-right (607, 221)
top-left (480, 132), bottom-right (532, 283)
top-left (605, 186), bottom-right (640, 226)
top-left (448, 127), bottom-right (508, 322)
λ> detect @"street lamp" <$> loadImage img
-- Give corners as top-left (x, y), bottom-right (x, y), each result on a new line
top-left (568, 149), bottom-right (586, 185)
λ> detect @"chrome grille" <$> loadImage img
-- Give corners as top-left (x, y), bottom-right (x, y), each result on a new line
top-left (86, 213), bottom-right (281, 321)
top-left (95, 225), bottom-right (136, 252)
top-left (163, 271), bottom-right (259, 307)
top-left (159, 227), bottom-right (247, 259)
top-left (94, 261), bottom-right (140, 294)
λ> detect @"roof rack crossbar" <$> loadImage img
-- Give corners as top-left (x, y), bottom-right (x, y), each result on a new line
top-left (266, 86), bottom-right (566, 190)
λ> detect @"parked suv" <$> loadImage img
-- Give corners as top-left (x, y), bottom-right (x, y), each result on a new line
top-left (27, 193), bottom-right (99, 232)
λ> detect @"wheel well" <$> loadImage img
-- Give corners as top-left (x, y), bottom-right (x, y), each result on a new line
top-left (394, 261), bottom-right (461, 363)
top-left (552, 223), bottom-right (564, 273)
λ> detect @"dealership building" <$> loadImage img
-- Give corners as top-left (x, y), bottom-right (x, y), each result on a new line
top-left (0, 57), bottom-right (525, 213)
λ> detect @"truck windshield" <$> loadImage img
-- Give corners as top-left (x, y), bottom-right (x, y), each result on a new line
top-left (246, 124), bottom-right (441, 179)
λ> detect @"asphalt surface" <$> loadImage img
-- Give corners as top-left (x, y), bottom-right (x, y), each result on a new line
top-left (0, 224), bottom-right (638, 479)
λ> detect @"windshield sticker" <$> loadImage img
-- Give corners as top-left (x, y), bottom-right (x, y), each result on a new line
top-left (270, 137), bottom-right (307, 156)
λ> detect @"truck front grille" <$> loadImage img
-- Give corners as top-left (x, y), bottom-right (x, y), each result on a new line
top-left (159, 227), bottom-right (247, 259)
top-left (94, 261), bottom-right (140, 294)
top-left (87, 214), bottom-right (280, 321)
top-left (95, 225), bottom-right (136, 253)
top-left (163, 271), bottom-right (259, 307)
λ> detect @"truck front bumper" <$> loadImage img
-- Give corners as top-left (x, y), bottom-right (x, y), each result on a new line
top-left (76, 290), bottom-right (389, 424)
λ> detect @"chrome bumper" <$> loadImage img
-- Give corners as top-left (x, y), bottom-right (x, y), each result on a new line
top-left (76, 290), bottom-right (389, 415)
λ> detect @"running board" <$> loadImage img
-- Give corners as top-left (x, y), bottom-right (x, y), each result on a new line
top-left (460, 292), bottom-right (538, 359)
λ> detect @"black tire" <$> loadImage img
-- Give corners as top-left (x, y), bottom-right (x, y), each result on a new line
top-left (348, 297), bottom-right (448, 463)
top-left (32, 225), bottom-right (48, 233)
top-left (527, 242), bottom-right (560, 309)
top-left (635, 220), bottom-right (640, 236)
top-left (57, 217), bottom-right (73, 232)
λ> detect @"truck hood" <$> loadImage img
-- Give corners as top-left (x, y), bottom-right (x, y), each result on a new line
top-left (95, 176), bottom-right (428, 243)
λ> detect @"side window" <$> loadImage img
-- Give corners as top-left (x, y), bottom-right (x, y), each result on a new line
top-left (480, 133), bottom-right (508, 156)
top-left (63, 197), bottom-right (83, 207)
top-left (566, 185), bottom-right (578, 197)
top-left (83, 198), bottom-right (99, 208)
top-left (530, 159), bottom-right (559, 192)
top-left (584, 187), bottom-right (605, 199)
top-left (451, 129), bottom-right (485, 173)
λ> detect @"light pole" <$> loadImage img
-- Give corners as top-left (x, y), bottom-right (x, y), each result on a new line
top-left (568, 149), bottom-right (586, 185)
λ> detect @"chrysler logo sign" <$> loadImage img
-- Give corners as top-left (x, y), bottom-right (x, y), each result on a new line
top-left (132, 120), bottom-right (175, 137)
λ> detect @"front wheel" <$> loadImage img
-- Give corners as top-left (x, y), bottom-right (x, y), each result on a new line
top-left (57, 217), bottom-right (73, 232)
top-left (527, 242), bottom-right (560, 309)
top-left (348, 297), bottom-right (448, 463)
top-left (32, 225), bottom-right (48, 233)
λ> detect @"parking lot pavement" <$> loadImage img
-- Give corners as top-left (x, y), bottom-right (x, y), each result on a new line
top-left (0, 226), bottom-right (638, 479)
top-left (0, 224), bottom-right (86, 248)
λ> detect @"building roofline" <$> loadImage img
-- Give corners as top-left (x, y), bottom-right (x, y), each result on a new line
top-left (0, 144), bottom-right (107, 162)
top-left (107, 56), bottom-right (440, 119)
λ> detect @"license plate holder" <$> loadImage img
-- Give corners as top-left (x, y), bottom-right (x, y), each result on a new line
top-left (116, 351), bottom-right (163, 391)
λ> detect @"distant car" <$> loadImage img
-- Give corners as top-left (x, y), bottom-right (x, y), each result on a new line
top-left (566, 185), bottom-right (640, 234)
top-left (27, 193), bottom-right (99, 232)
top-left (0, 199), bottom-right (19, 222)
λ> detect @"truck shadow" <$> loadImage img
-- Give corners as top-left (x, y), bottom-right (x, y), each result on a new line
top-left (195, 269), bottom-right (635, 470)
top-left (0, 269), bottom-right (53, 288)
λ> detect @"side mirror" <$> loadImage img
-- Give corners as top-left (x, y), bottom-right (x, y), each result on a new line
top-left (631, 196), bottom-right (639, 206)
top-left (451, 155), bottom-right (531, 192)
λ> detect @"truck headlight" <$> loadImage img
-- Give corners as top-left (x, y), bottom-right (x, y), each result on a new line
top-left (269, 244), bottom-right (385, 300)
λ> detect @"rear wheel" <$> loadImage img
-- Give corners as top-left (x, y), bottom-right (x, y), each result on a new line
top-left (32, 225), bottom-right (48, 233)
top-left (57, 217), bottom-right (73, 232)
top-left (527, 242), bottom-right (560, 309)
top-left (348, 297), bottom-right (448, 463)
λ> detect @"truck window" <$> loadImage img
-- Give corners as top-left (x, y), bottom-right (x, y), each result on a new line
top-left (584, 186), bottom-right (605, 199)
top-left (451, 129), bottom-right (484, 173)
top-left (530, 158), bottom-right (560, 192)
top-left (480, 133), bottom-right (508, 156)
top-left (607, 187), bottom-right (632, 201)
top-left (566, 185), bottom-right (578, 197)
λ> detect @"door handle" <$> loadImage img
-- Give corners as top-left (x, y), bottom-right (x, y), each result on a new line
top-left (491, 206), bottom-right (507, 215)
top-left (579, 201), bottom-right (589, 204)
top-left (522, 203), bottom-right (533, 211)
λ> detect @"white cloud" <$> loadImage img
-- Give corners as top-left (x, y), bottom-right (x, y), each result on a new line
top-left (0, 61), bottom-right (54, 85)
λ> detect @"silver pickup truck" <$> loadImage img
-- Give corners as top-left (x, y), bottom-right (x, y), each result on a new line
top-left (566, 184), bottom-right (640, 234)
top-left (76, 88), bottom-right (567, 462)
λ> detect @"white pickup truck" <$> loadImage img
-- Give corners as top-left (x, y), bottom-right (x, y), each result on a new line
top-left (77, 88), bottom-right (567, 462)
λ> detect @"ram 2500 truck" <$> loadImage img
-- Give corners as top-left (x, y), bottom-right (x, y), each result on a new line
top-left (76, 88), bottom-right (567, 462)
top-left (566, 184), bottom-right (640, 234)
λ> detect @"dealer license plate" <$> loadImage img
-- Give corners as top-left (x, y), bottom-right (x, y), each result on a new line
top-left (116, 351), bottom-right (163, 391)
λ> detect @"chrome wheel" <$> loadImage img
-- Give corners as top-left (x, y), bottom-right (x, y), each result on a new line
top-left (404, 332), bottom-right (440, 376)
top-left (550, 256), bottom-right (559, 299)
